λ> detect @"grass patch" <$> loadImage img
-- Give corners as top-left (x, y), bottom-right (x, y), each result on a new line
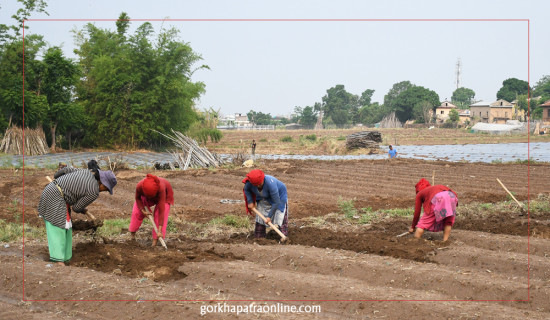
top-left (479, 203), bottom-right (493, 211)
top-left (337, 135), bottom-right (347, 141)
top-left (280, 136), bottom-right (293, 142)
top-left (337, 198), bottom-right (413, 224)
top-left (513, 159), bottom-right (543, 165)
top-left (7, 199), bottom-right (20, 222)
top-left (209, 214), bottom-right (251, 229)
top-left (0, 219), bottom-right (46, 242)
top-left (97, 218), bottom-right (131, 237)
top-left (379, 208), bottom-right (413, 217)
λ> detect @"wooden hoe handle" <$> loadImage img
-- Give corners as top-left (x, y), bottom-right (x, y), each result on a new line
top-left (251, 207), bottom-right (288, 241)
top-left (145, 206), bottom-right (168, 250)
top-left (496, 178), bottom-right (525, 210)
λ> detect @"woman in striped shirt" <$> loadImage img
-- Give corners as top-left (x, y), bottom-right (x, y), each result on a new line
top-left (38, 165), bottom-right (117, 265)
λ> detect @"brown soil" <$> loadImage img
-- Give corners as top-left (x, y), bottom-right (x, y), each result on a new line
top-left (1, 158), bottom-right (549, 319)
top-left (72, 219), bottom-right (103, 231)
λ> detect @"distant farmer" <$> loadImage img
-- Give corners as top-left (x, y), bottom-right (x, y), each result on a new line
top-left (388, 145), bottom-right (398, 159)
top-left (242, 169), bottom-right (288, 238)
top-left (251, 139), bottom-right (257, 157)
top-left (409, 178), bottom-right (458, 241)
top-left (38, 164), bottom-right (117, 265)
top-left (129, 174), bottom-right (174, 247)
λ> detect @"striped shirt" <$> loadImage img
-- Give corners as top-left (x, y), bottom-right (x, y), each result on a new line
top-left (38, 167), bottom-right (99, 229)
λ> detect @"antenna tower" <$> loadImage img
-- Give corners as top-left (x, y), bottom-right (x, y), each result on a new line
top-left (455, 58), bottom-right (462, 89)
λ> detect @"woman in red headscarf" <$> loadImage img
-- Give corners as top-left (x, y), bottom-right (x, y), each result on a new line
top-left (409, 178), bottom-right (458, 241)
top-left (129, 174), bottom-right (174, 247)
top-left (243, 169), bottom-right (289, 239)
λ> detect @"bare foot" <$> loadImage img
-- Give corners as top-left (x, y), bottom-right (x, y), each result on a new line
top-left (56, 262), bottom-right (65, 266)
top-left (152, 239), bottom-right (158, 247)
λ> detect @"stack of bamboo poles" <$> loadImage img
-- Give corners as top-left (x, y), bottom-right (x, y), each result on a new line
top-left (379, 112), bottom-right (403, 128)
top-left (345, 131), bottom-right (382, 150)
top-left (155, 129), bottom-right (224, 169)
top-left (0, 126), bottom-right (49, 155)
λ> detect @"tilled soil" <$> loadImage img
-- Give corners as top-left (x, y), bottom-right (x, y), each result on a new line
top-left (1, 159), bottom-right (549, 319)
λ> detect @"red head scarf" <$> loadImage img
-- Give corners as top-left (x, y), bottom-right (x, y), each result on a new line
top-left (242, 169), bottom-right (265, 186)
top-left (143, 174), bottom-right (160, 198)
top-left (415, 178), bottom-right (431, 194)
top-left (241, 169), bottom-right (265, 216)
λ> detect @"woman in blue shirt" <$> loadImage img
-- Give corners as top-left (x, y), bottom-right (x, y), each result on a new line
top-left (242, 169), bottom-right (289, 238)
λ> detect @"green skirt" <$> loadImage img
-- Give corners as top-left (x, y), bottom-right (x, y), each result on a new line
top-left (44, 220), bottom-right (72, 262)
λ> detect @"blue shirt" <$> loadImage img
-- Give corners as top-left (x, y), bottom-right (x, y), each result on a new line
top-left (244, 175), bottom-right (287, 217)
top-left (389, 149), bottom-right (397, 158)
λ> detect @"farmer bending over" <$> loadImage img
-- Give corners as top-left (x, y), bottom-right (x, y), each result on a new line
top-left (243, 169), bottom-right (288, 238)
top-left (409, 178), bottom-right (458, 241)
top-left (38, 165), bottom-right (117, 265)
top-left (129, 174), bottom-right (174, 247)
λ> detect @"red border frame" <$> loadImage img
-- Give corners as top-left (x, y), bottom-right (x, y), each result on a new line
top-left (21, 18), bottom-right (531, 303)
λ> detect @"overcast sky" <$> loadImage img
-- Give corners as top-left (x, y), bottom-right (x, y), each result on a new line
top-left (1, 0), bottom-right (548, 117)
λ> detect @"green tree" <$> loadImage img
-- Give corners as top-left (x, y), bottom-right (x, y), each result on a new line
top-left (383, 80), bottom-right (414, 112)
top-left (74, 13), bottom-right (208, 148)
top-left (533, 75), bottom-right (550, 102)
top-left (0, 0), bottom-right (48, 44)
top-left (451, 87), bottom-right (476, 108)
top-left (0, 35), bottom-right (47, 131)
top-left (331, 109), bottom-right (348, 125)
top-left (448, 108), bottom-right (459, 122)
top-left (358, 89), bottom-right (375, 106)
top-left (41, 47), bottom-right (80, 151)
top-left (412, 101), bottom-right (434, 123)
top-left (358, 102), bottom-right (387, 125)
top-left (293, 106), bottom-right (318, 127)
top-left (247, 110), bottom-right (273, 125)
top-left (391, 86), bottom-right (440, 122)
top-left (321, 85), bottom-right (359, 125)
top-left (496, 78), bottom-right (530, 102)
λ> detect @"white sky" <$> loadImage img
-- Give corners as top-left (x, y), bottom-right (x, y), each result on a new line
top-left (1, 0), bottom-right (548, 117)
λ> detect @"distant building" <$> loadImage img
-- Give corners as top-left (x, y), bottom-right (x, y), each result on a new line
top-left (469, 100), bottom-right (513, 124)
top-left (458, 109), bottom-right (470, 124)
top-left (218, 113), bottom-right (252, 129)
top-left (541, 99), bottom-right (550, 123)
top-left (435, 101), bottom-right (457, 123)
top-left (234, 113), bottom-right (251, 128)
top-left (469, 101), bottom-right (491, 124)
top-left (489, 99), bottom-right (514, 124)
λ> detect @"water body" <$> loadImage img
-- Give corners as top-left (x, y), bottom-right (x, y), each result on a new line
top-left (4, 142), bottom-right (549, 168)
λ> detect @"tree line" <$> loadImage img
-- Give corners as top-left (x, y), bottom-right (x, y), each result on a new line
top-left (0, 3), bottom-right (212, 150)
top-left (255, 78), bottom-right (550, 128)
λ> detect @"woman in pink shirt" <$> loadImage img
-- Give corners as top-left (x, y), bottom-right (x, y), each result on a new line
top-left (408, 178), bottom-right (458, 241)
top-left (129, 174), bottom-right (174, 247)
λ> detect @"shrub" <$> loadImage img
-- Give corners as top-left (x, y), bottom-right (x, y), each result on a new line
top-left (305, 134), bottom-right (317, 141)
top-left (337, 197), bottom-right (357, 219)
